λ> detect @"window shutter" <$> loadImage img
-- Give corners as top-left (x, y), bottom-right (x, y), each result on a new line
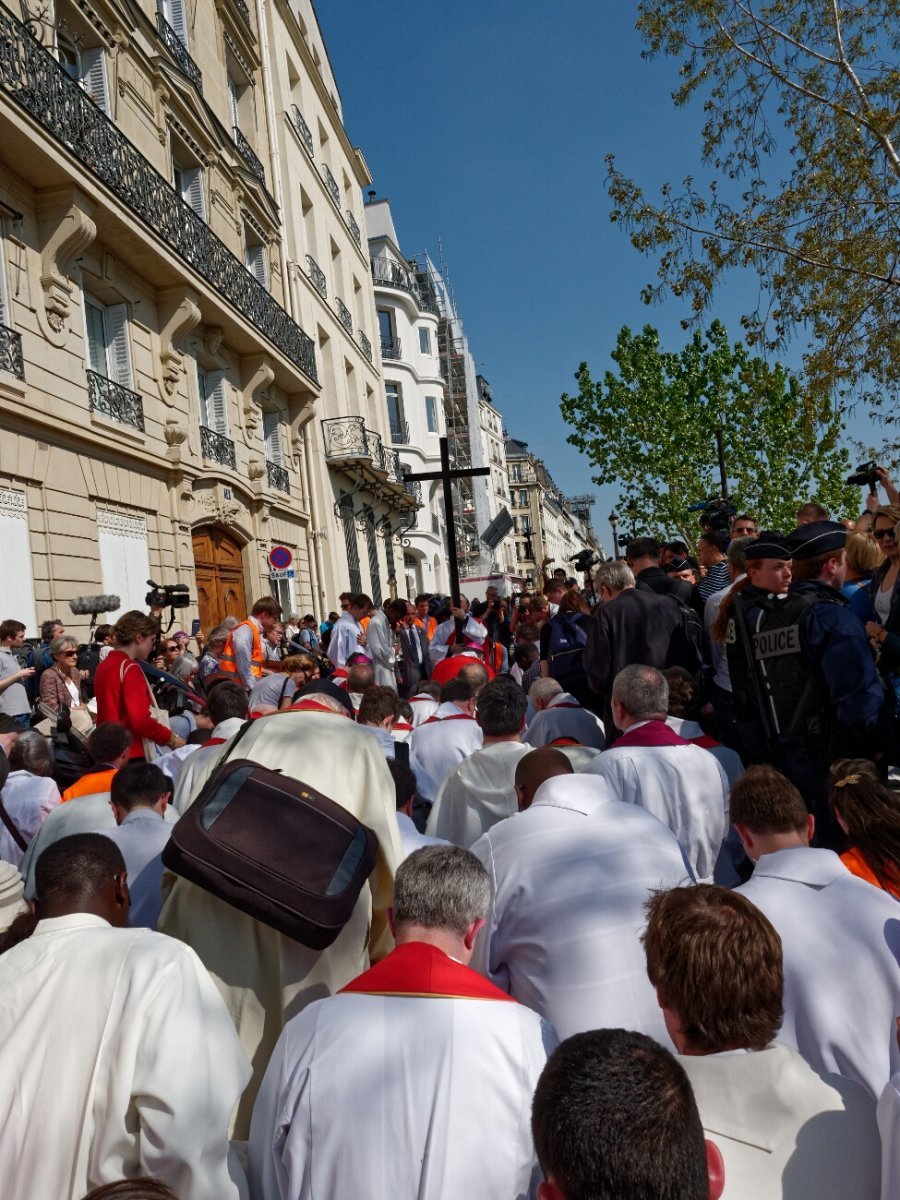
top-left (228, 76), bottom-right (240, 129)
top-left (105, 303), bottom-right (133, 388)
top-left (80, 47), bottom-right (108, 114)
top-left (84, 299), bottom-right (108, 376)
top-left (167, 0), bottom-right (188, 46)
top-left (245, 242), bottom-right (267, 286)
top-left (263, 410), bottom-right (283, 463)
top-left (205, 370), bottom-right (228, 436)
top-left (184, 167), bottom-right (205, 219)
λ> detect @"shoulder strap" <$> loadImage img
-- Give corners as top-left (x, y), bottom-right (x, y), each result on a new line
top-left (0, 792), bottom-right (28, 853)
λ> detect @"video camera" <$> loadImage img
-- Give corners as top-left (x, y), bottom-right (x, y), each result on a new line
top-left (846, 461), bottom-right (880, 492)
top-left (688, 496), bottom-right (736, 535)
top-left (145, 580), bottom-right (191, 610)
top-left (570, 549), bottom-right (601, 573)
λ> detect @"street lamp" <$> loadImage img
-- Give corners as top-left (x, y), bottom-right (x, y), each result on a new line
top-left (608, 510), bottom-right (619, 559)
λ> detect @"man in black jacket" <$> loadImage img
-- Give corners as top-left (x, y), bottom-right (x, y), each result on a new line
top-left (627, 537), bottom-right (694, 604)
top-left (583, 560), bottom-right (700, 737)
top-left (396, 601), bottom-right (432, 699)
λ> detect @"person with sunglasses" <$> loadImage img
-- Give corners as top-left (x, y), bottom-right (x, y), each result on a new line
top-left (39, 634), bottom-right (91, 725)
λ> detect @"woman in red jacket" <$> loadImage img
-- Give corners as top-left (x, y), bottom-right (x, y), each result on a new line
top-left (94, 611), bottom-right (185, 759)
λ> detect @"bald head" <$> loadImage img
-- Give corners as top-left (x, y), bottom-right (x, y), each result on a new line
top-left (458, 663), bottom-right (489, 693)
top-left (514, 747), bottom-right (574, 810)
top-left (347, 663), bottom-right (375, 693)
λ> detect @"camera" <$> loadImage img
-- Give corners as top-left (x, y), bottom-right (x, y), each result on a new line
top-left (145, 580), bottom-right (191, 610)
top-left (570, 549), bottom-right (601, 573)
top-left (688, 497), bottom-right (736, 535)
top-left (846, 461), bottom-right (880, 491)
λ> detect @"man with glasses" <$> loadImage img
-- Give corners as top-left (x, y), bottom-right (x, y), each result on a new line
top-left (730, 513), bottom-right (759, 538)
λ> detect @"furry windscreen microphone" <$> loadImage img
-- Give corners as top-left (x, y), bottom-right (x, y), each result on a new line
top-left (69, 594), bottom-right (121, 616)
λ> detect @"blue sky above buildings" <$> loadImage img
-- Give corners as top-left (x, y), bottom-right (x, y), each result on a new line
top-left (318, 2), bottom-right (883, 555)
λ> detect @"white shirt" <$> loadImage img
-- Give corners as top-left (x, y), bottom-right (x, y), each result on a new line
top-left (427, 741), bottom-right (530, 848)
top-left (248, 954), bottom-right (553, 1200)
top-left (408, 695), bottom-right (440, 728)
top-left (737, 847), bottom-right (900, 1097)
top-left (103, 808), bottom-right (173, 929)
top-left (582, 729), bottom-right (729, 881)
top-left (470, 774), bottom-right (691, 1042)
top-left (408, 703), bottom-right (483, 801)
top-left (395, 810), bottom-right (449, 860)
top-left (0, 771), bottom-right (61, 865)
top-left (681, 1042), bottom-right (880, 1200)
top-left (665, 716), bottom-right (745, 788)
top-left (525, 692), bottom-right (606, 750)
top-left (0, 913), bottom-right (250, 1200)
top-left (327, 612), bottom-right (362, 669)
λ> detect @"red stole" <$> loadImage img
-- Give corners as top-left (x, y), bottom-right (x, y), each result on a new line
top-left (690, 734), bottom-right (721, 750)
top-left (423, 712), bottom-right (476, 725)
top-left (614, 719), bottom-right (689, 749)
top-left (341, 941), bottom-right (515, 1002)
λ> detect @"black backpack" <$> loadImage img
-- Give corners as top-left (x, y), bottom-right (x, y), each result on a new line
top-left (546, 612), bottom-right (589, 690)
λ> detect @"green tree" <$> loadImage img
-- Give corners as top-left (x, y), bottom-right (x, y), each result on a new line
top-left (606, 1), bottom-right (900, 429)
top-left (560, 321), bottom-right (855, 538)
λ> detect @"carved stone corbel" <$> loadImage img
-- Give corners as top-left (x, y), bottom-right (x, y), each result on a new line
top-left (239, 352), bottom-right (275, 445)
top-left (157, 286), bottom-right (202, 403)
top-left (35, 188), bottom-right (97, 345)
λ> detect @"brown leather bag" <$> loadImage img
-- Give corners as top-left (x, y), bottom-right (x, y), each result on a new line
top-left (162, 731), bottom-right (377, 949)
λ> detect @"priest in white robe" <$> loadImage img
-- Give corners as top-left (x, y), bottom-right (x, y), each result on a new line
top-left (408, 686), bottom-right (440, 727)
top-left (408, 677), bottom-right (483, 801)
top-left (248, 845), bottom-right (554, 1200)
top-left (524, 678), bottom-right (606, 749)
top-left (732, 765), bottom-right (900, 1099)
top-left (0, 833), bottom-right (249, 1200)
top-left (426, 676), bottom-right (530, 847)
top-left (158, 697), bottom-right (403, 1136)
top-left (471, 751), bottom-right (690, 1043)
top-left (582, 666), bottom-right (728, 881)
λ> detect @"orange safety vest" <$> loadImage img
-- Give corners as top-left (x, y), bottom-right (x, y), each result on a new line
top-left (218, 618), bottom-right (265, 681)
top-left (415, 615), bottom-right (437, 641)
top-left (61, 767), bottom-right (118, 803)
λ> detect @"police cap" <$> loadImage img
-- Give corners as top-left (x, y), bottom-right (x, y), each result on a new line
top-left (744, 532), bottom-right (790, 561)
top-left (784, 521), bottom-right (848, 560)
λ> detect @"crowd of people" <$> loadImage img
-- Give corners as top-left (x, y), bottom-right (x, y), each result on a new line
top-left (0, 478), bottom-right (899, 1199)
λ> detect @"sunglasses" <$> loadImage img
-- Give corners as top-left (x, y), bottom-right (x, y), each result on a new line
top-left (873, 529), bottom-right (896, 540)
top-left (62, 650), bottom-right (78, 657)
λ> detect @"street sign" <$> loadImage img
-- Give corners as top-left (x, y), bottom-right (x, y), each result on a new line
top-left (270, 568), bottom-right (295, 580)
top-left (269, 546), bottom-right (293, 570)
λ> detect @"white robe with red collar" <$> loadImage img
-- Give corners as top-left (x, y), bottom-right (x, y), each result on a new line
top-left (524, 692), bottom-right (606, 750)
top-left (408, 703), bottom-right (483, 801)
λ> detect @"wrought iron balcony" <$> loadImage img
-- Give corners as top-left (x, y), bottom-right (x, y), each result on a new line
top-left (87, 369), bottom-right (144, 432)
top-left (0, 9), bottom-right (317, 384)
top-left (155, 10), bottom-right (203, 94)
top-left (403, 476), bottom-right (423, 504)
top-left (267, 459), bottom-right (289, 493)
top-left (322, 415), bottom-right (371, 461)
top-left (345, 209), bottom-right (361, 246)
top-left (366, 428), bottom-right (385, 473)
top-left (200, 425), bottom-right (237, 469)
top-left (371, 256), bottom-right (413, 292)
top-left (0, 324), bottom-right (24, 380)
top-left (383, 447), bottom-right (402, 481)
top-left (232, 0), bottom-right (251, 26)
top-left (305, 255), bottom-right (326, 298)
top-left (335, 297), bottom-right (353, 333)
top-left (322, 163), bottom-right (340, 207)
top-left (358, 329), bottom-right (372, 362)
top-left (380, 335), bottom-right (401, 360)
top-left (233, 126), bottom-right (265, 183)
top-left (291, 105), bottom-right (314, 158)
top-left (389, 419), bottom-right (409, 445)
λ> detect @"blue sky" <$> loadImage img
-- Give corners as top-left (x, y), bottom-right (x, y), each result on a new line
top-left (317, 2), bottom-right (883, 555)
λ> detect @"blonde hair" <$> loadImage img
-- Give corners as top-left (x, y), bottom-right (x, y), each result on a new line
top-left (844, 532), bottom-right (885, 576)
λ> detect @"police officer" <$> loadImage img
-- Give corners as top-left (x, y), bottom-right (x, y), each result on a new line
top-left (727, 523), bottom-right (887, 849)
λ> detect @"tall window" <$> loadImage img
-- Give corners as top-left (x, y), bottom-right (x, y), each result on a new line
top-left (386, 382), bottom-right (405, 442)
top-left (245, 227), bottom-right (267, 286)
top-left (263, 410), bottom-right (283, 463)
top-left (510, 463), bottom-right (522, 483)
top-left (418, 327), bottom-right (431, 355)
top-left (377, 310), bottom-right (393, 346)
top-left (56, 16), bottom-right (109, 113)
top-left (518, 489), bottom-right (528, 508)
top-left (197, 366), bottom-right (228, 436)
top-left (173, 160), bottom-right (205, 218)
top-left (84, 297), bottom-right (133, 387)
top-left (160, 0), bottom-right (188, 45)
top-left (425, 395), bottom-right (439, 434)
top-left (97, 510), bottom-right (151, 613)
top-left (0, 489), bottom-right (37, 635)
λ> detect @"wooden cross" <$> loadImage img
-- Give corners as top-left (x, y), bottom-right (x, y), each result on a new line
top-left (402, 436), bottom-right (490, 604)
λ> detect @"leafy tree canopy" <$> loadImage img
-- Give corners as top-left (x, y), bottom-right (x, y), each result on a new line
top-left (560, 320), bottom-right (856, 539)
top-left (606, 1), bottom-right (900, 429)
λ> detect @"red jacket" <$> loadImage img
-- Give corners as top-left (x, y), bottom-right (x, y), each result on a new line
top-left (94, 649), bottom-right (171, 758)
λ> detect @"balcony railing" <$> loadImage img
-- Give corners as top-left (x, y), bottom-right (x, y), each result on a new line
top-left (233, 126), bottom-right (265, 183)
top-left (358, 329), bottom-right (372, 362)
top-left (389, 419), bottom-right (409, 445)
top-left (232, 0), bottom-right (251, 26)
top-left (403, 476), bottom-right (423, 504)
top-left (322, 415), bottom-right (371, 460)
top-left (267, 459), bottom-right (289, 493)
top-left (155, 10), bottom-right (203, 94)
top-left (380, 335), bottom-right (401, 360)
top-left (335, 297), bottom-right (352, 333)
top-left (305, 254), bottom-right (326, 298)
top-left (370, 257), bottom-right (438, 313)
top-left (0, 324), bottom-right (24, 380)
top-left (0, 9), bottom-right (317, 385)
top-left (87, 369), bottom-right (144, 432)
top-left (290, 105), bottom-right (314, 158)
top-left (383, 446), bottom-right (403, 481)
top-left (322, 163), bottom-right (340, 206)
top-left (200, 425), bottom-right (237, 469)
top-left (366, 428), bottom-right (385, 473)
top-left (345, 210), bottom-right (361, 246)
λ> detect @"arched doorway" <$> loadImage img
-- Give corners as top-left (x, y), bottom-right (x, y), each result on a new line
top-left (192, 526), bottom-right (247, 631)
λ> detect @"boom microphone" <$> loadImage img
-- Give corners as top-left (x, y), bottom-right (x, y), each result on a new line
top-left (69, 594), bottom-right (121, 616)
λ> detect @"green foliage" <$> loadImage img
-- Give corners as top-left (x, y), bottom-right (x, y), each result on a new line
top-left (606, 1), bottom-right (900, 426)
top-left (560, 321), bottom-right (856, 538)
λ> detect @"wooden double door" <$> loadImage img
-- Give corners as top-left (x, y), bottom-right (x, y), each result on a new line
top-left (192, 527), bottom-right (247, 633)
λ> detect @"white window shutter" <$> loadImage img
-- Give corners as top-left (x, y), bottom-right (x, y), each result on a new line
top-left (80, 47), bottom-right (109, 114)
top-left (206, 370), bottom-right (228, 436)
top-left (228, 77), bottom-right (240, 129)
top-left (105, 303), bottom-right (133, 388)
top-left (184, 167), bottom-right (205, 219)
top-left (246, 242), bottom-right (267, 285)
top-left (167, 0), bottom-right (188, 46)
top-left (263, 410), bottom-right (283, 463)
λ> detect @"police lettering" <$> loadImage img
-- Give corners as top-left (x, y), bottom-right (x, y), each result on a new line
top-left (753, 624), bottom-right (801, 659)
